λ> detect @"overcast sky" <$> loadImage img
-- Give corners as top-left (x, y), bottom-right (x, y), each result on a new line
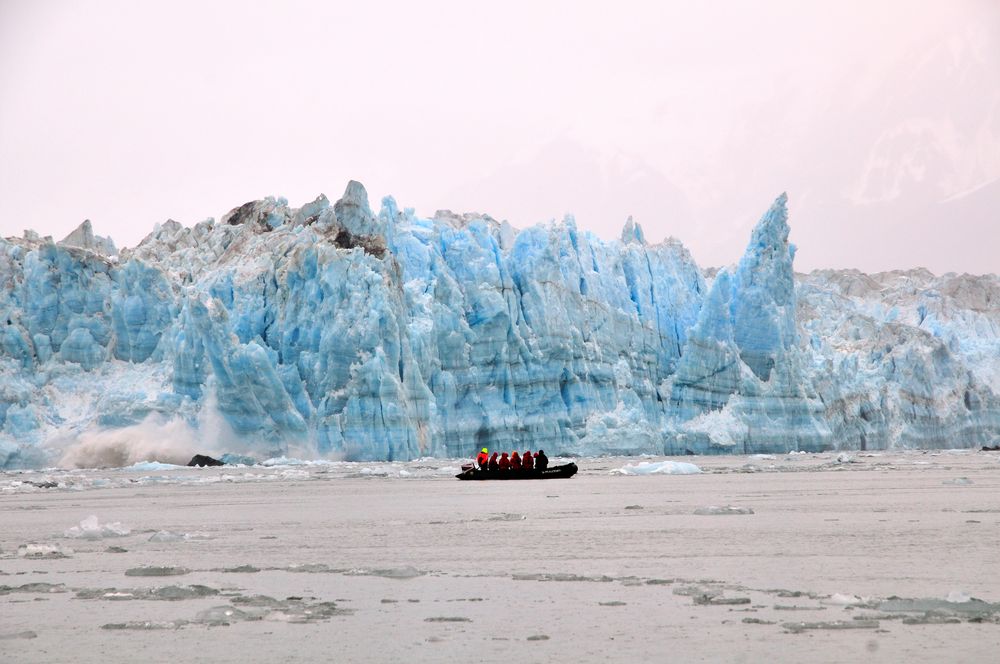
top-left (1, 0), bottom-right (997, 274)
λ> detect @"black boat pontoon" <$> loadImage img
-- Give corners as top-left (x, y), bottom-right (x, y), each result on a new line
top-left (455, 462), bottom-right (578, 480)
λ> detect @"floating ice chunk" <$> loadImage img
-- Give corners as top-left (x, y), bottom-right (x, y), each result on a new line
top-left (148, 530), bottom-right (184, 542)
top-left (513, 573), bottom-right (614, 583)
top-left (194, 606), bottom-right (252, 626)
top-left (359, 467), bottom-right (389, 476)
top-left (261, 456), bottom-right (336, 467)
top-left (611, 461), bottom-right (702, 476)
top-left (487, 513), bottom-right (526, 522)
top-left (126, 461), bottom-right (185, 471)
top-left (345, 566), bottom-right (426, 579)
top-left (151, 585), bottom-right (219, 600)
top-left (824, 593), bottom-right (868, 606)
top-left (125, 566), bottom-right (190, 577)
top-left (878, 596), bottom-right (1000, 615)
top-left (101, 621), bottom-right (186, 630)
top-left (2, 582), bottom-right (66, 594)
top-left (425, 616), bottom-right (472, 623)
top-left (693, 595), bottom-right (751, 606)
top-left (285, 563), bottom-right (336, 573)
top-left (694, 505), bottom-right (755, 515)
top-left (783, 620), bottom-right (879, 633)
top-left (63, 515), bottom-right (130, 539)
top-left (836, 453), bottom-right (856, 464)
top-left (148, 530), bottom-right (213, 542)
top-left (18, 543), bottom-right (72, 559)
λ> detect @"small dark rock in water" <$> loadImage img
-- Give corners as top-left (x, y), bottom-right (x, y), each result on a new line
top-left (599, 601), bottom-right (627, 606)
top-left (526, 635), bottom-right (550, 641)
top-left (188, 454), bottom-right (224, 467)
top-left (0, 630), bottom-right (38, 639)
top-left (624, 505), bottom-right (644, 510)
top-left (105, 546), bottom-right (128, 554)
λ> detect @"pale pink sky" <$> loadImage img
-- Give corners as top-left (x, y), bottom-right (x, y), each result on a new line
top-left (1, 0), bottom-right (997, 273)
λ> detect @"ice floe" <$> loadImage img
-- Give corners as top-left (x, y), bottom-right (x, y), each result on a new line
top-left (611, 460), bottom-right (702, 475)
top-left (63, 515), bottom-right (130, 539)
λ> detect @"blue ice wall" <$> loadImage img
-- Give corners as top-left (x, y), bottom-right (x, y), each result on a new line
top-left (1, 182), bottom-right (998, 467)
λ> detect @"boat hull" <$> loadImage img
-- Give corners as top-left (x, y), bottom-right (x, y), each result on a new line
top-left (455, 462), bottom-right (578, 480)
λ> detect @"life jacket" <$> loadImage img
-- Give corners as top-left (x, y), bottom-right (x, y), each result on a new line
top-left (476, 451), bottom-right (489, 467)
top-left (522, 451), bottom-right (534, 470)
top-left (510, 452), bottom-right (522, 470)
top-left (499, 453), bottom-right (510, 470)
top-left (488, 452), bottom-right (499, 470)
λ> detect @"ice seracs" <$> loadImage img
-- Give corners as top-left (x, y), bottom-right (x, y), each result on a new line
top-left (667, 194), bottom-right (831, 453)
top-left (59, 219), bottom-right (118, 258)
top-left (0, 182), bottom-right (998, 468)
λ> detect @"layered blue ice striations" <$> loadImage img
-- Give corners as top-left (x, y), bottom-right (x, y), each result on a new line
top-left (1, 183), bottom-right (998, 467)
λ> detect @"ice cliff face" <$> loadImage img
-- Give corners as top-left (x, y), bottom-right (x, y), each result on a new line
top-left (1, 183), bottom-right (998, 467)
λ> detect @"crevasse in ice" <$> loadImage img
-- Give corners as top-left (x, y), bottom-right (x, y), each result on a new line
top-left (1, 182), bottom-right (998, 467)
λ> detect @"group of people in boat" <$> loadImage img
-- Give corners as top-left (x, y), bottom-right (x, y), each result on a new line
top-left (475, 447), bottom-right (549, 472)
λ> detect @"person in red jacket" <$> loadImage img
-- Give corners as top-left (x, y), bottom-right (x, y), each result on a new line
top-left (488, 452), bottom-right (499, 471)
top-left (522, 450), bottom-right (534, 471)
top-left (510, 451), bottom-right (522, 470)
top-left (476, 447), bottom-right (489, 469)
top-left (498, 452), bottom-right (510, 471)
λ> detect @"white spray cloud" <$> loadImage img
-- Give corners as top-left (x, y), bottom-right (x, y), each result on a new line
top-left (54, 415), bottom-right (208, 468)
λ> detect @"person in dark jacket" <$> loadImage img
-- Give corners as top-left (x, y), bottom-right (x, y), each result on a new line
top-left (510, 451), bottom-right (522, 470)
top-left (476, 447), bottom-right (489, 469)
top-left (498, 452), bottom-right (510, 471)
top-left (488, 452), bottom-right (499, 471)
top-left (522, 450), bottom-right (534, 471)
top-left (534, 449), bottom-right (548, 471)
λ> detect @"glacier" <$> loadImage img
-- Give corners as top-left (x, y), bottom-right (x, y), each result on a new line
top-left (1, 181), bottom-right (998, 468)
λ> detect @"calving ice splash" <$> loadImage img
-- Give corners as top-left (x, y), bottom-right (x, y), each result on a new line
top-left (1, 182), bottom-right (999, 468)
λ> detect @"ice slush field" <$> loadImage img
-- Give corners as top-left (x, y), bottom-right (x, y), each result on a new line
top-left (2, 451), bottom-right (1000, 664)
